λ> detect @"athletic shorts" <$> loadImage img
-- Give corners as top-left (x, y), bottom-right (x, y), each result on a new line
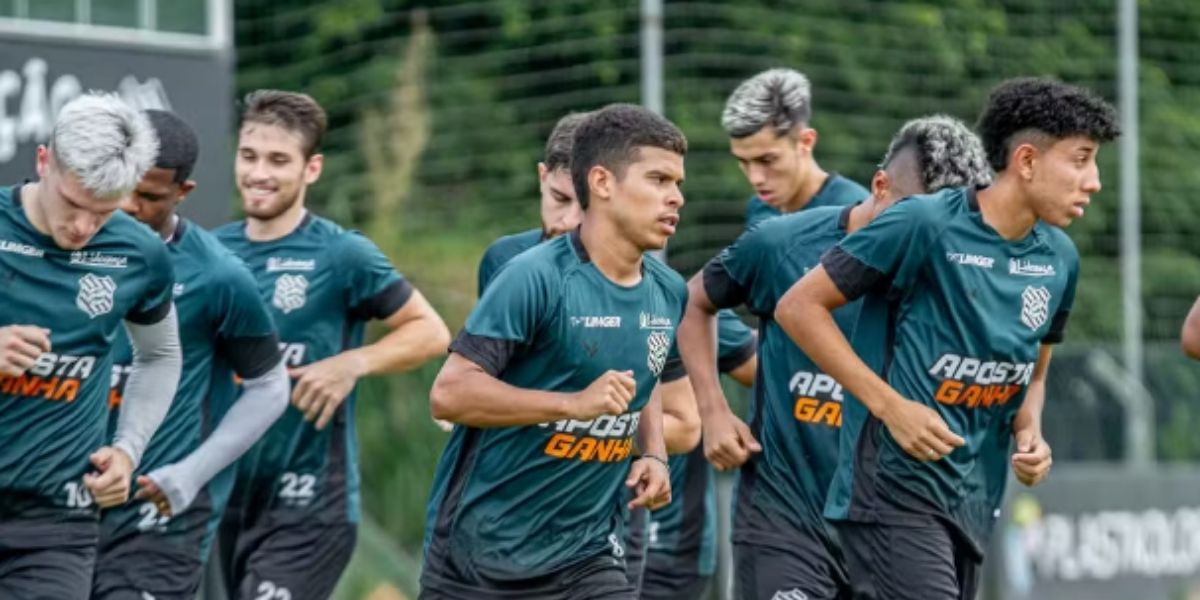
top-left (733, 540), bottom-right (850, 600)
top-left (837, 520), bottom-right (981, 600)
top-left (218, 509), bottom-right (357, 600)
top-left (0, 543), bottom-right (95, 600)
top-left (420, 554), bottom-right (636, 600)
top-left (639, 569), bottom-right (709, 600)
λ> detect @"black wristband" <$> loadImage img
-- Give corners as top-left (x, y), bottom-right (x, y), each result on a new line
top-left (638, 453), bottom-right (669, 469)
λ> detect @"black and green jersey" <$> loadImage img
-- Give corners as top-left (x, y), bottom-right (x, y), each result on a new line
top-left (103, 219), bottom-right (280, 557)
top-left (822, 187), bottom-right (1078, 552)
top-left (477, 227), bottom-right (544, 296)
top-left (705, 205), bottom-right (860, 552)
top-left (743, 174), bottom-right (867, 228)
top-left (215, 213), bottom-right (413, 526)
top-left (422, 230), bottom-right (688, 586)
top-left (0, 185), bottom-right (173, 540)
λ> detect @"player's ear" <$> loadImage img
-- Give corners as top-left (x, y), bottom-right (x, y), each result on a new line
top-left (537, 162), bottom-right (549, 182)
top-left (795, 127), bottom-right (818, 152)
top-left (587, 164), bottom-right (612, 205)
top-left (870, 169), bottom-right (890, 201)
top-left (304, 153), bottom-right (324, 185)
top-left (1012, 143), bottom-right (1038, 182)
top-left (36, 145), bottom-right (50, 178)
top-left (176, 180), bottom-right (197, 203)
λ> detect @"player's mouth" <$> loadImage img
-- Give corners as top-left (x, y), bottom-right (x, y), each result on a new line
top-left (242, 184), bottom-right (278, 202)
top-left (657, 214), bottom-right (679, 235)
top-left (1070, 198), bottom-right (1090, 218)
top-left (756, 189), bottom-right (773, 202)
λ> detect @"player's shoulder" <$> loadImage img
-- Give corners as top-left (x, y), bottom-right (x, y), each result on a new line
top-left (1034, 222), bottom-right (1080, 262)
top-left (97, 211), bottom-right (168, 257)
top-left (211, 219), bottom-right (246, 243)
top-left (892, 186), bottom-right (967, 224)
top-left (481, 227), bottom-right (542, 268)
top-left (643, 253), bottom-right (687, 300)
top-left (181, 221), bottom-right (255, 281)
top-left (823, 173), bottom-right (870, 204)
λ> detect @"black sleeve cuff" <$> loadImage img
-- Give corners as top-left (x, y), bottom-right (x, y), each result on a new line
top-left (1042, 310), bottom-right (1070, 345)
top-left (127, 298), bottom-right (173, 325)
top-left (820, 246), bottom-right (887, 302)
top-left (351, 279), bottom-right (415, 321)
top-left (449, 330), bottom-right (520, 377)
top-left (660, 356), bottom-right (687, 383)
top-left (220, 333), bottom-right (284, 379)
top-left (703, 258), bottom-right (750, 310)
top-left (718, 339), bottom-right (757, 374)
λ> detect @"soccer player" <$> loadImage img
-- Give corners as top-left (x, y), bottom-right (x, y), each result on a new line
top-left (776, 78), bottom-right (1119, 599)
top-left (422, 104), bottom-right (686, 598)
top-left (723, 68), bottom-right (867, 228)
top-left (681, 115), bottom-right (992, 599)
top-left (92, 110), bottom-right (289, 600)
top-left (0, 93), bottom-right (182, 599)
top-left (215, 90), bottom-right (451, 600)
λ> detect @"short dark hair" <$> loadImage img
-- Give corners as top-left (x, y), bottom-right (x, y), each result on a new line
top-left (143, 109), bottom-right (198, 183)
top-left (543, 112), bottom-right (591, 172)
top-left (240, 90), bottom-right (327, 158)
top-left (977, 77), bottom-right (1119, 171)
top-left (570, 104), bottom-right (687, 210)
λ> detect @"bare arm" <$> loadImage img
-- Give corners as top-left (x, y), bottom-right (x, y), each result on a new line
top-left (1182, 295), bottom-right (1200, 359)
top-left (725, 352), bottom-right (757, 388)
top-left (659, 377), bottom-right (700, 453)
top-left (292, 289), bottom-right (451, 429)
top-left (775, 266), bottom-right (963, 461)
top-left (678, 272), bottom-right (760, 469)
top-left (429, 353), bottom-right (634, 428)
top-left (1012, 344), bottom-right (1054, 486)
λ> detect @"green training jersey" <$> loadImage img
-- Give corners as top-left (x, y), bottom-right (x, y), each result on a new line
top-left (215, 212), bottom-right (413, 525)
top-left (103, 218), bottom-right (280, 556)
top-left (821, 187), bottom-right (1078, 552)
top-left (0, 184), bottom-right (173, 544)
top-left (743, 173), bottom-right (867, 228)
top-left (423, 230), bottom-right (688, 584)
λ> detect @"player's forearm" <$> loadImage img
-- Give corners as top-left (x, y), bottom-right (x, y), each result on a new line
top-left (678, 287), bottom-right (728, 419)
top-left (637, 383), bottom-right (668, 459)
top-left (659, 378), bottom-right (700, 453)
top-left (154, 362), bottom-right (288, 512)
top-left (776, 296), bottom-right (902, 420)
top-left (430, 367), bottom-right (574, 427)
top-left (352, 313), bottom-right (451, 376)
top-left (1015, 345), bottom-right (1054, 433)
top-left (114, 308), bottom-right (183, 469)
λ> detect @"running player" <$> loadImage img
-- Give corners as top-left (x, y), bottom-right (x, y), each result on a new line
top-left (0, 93), bottom-right (182, 599)
top-left (723, 68), bottom-right (867, 228)
top-left (682, 116), bottom-right (992, 599)
top-left (776, 78), bottom-right (1118, 599)
top-left (215, 90), bottom-right (452, 600)
top-left (422, 104), bottom-right (685, 598)
top-left (92, 110), bottom-right (289, 600)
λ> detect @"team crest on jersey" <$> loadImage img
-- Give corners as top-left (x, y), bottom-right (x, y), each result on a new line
top-left (1020, 285), bottom-right (1051, 331)
top-left (272, 273), bottom-right (309, 314)
top-left (76, 273), bottom-right (116, 318)
top-left (771, 590), bottom-right (809, 600)
top-left (646, 330), bottom-right (670, 376)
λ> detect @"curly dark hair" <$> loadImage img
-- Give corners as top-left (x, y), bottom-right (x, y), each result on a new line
top-left (977, 77), bottom-right (1119, 171)
top-left (570, 104), bottom-right (687, 210)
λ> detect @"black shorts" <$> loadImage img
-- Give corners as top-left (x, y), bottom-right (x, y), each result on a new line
top-left (837, 520), bottom-right (981, 600)
top-left (218, 509), bottom-right (357, 600)
top-left (420, 554), bottom-right (636, 600)
top-left (733, 540), bottom-right (850, 600)
top-left (625, 506), bottom-right (648, 591)
top-left (92, 531), bottom-right (204, 600)
top-left (0, 543), bottom-right (95, 600)
top-left (639, 569), bottom-right (709, 600)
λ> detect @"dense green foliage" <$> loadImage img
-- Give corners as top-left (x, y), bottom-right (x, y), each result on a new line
top-left (232, 1), bottom-right (1200, 588)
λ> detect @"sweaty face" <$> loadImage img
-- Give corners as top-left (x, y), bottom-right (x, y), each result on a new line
top-left (606, 146), bottom-right (685, 251)
top-left (729, 127), bottom-right (811, 212)
top-left (236, 123), bottom-right (318, 221)
top-left (538, 165), bottom-right (582, 239)
top-left (1026, 136), bottom-right (1101, 228)
top-left (122, 167), bottom-right (187, 237)
top-left (36, 152), bottom-right (122, 250)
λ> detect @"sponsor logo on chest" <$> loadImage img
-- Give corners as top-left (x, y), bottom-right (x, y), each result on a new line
top-left (266, 257), bottom-right (316, 272)
top-left (946, 251), bottom-right (995, 269)
top-left (1009, 258), bottom-right (1056, 277)
top-left (70, 251), bottom-right (127, 269)
top-left (570, 315), bottom-right (622, 328)
top-left (0, 239), bottom-right (43, 257)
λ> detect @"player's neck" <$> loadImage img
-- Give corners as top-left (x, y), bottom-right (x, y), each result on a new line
top-left (579, 217), bottom-right (643, 286)
top-left (782, 163), bottom-right (828, 214)
top-left (157, 214), bottom-right (180, 241)
top-left (975, 176), bottom-right (1038, 241)
top-left (19, 182), bottom-right (51, 237)
top-left (846, 197), bottom-right (875, 233)
top-left (246, 202), bottom-right (307, 242)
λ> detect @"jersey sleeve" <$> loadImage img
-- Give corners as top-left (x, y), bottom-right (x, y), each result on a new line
top-left (716, 310), bottom-right (756, 374)
top-left (126, 241), bottom-right (175, 325)
top-left (450, 257), bottom-right (556, 377)
top-left (338, 232), bottom-right (415, 321)
top-left (821, 197), bottom-right (939, 302)
top-left (712, 220), bottom-right (785, 317)
top-left (1043, 248), bottom-right (1080, 345)
top-left (477, 242), bottom-right (507, 298)
top-left (213, 257), bottom-right (283, 379)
